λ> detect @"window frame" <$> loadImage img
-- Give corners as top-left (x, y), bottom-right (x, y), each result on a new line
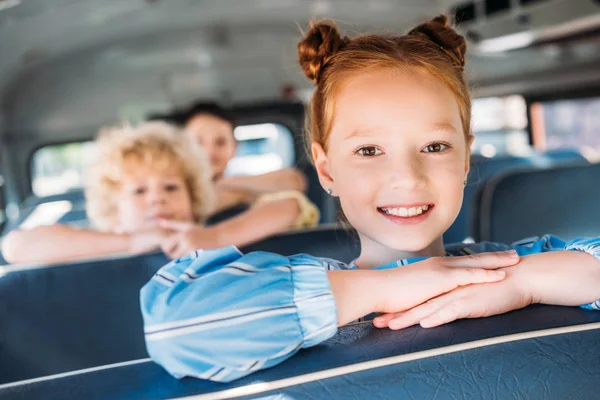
top-left (525, 85), bottom-right (600, 149)
top-left (470, 94), bottom-right (531, 157)
top-left (27, 138), bottom-right (93, 199)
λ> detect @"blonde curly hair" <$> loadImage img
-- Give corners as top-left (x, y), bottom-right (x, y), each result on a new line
top-left (85, 121), bottom-right (215, 231)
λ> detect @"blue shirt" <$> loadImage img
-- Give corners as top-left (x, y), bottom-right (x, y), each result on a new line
top-left (140, 235), bottom-right (600, 383)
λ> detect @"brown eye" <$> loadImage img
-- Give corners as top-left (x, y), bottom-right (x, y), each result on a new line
top-left (357, 146), bottom-right (382, 157)
top-left (423, 143), bottom-right (449, 153)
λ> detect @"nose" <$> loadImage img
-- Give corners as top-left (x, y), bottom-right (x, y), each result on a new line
top-left (148, 185), bottom-right (167, 206)
top-left (388, 153), bottom-right (426, 190)
top-left (201, 144), bottom-right (219, 164)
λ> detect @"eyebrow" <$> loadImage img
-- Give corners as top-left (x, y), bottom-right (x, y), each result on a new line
top-left (346, 128), bottom-right (382, 140)
top-left (431, 122), bottom-right (460, 134)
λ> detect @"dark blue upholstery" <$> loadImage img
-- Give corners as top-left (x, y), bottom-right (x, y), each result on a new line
top-left (241, 225), bottom-right (359, 263)
top-left (205, 203), bottom-right (249, 226)
top-left (475, 162), bottom-right (600, 243)
top-left (0, 252), bottom-right (169, 384)
top-left (444, 150), bottom-right (588, 244)
top-left (1, 305), bottom-right (599, 399)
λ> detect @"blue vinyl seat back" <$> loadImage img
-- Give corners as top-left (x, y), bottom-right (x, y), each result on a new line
top-left (241, 225), bottom-right (360, 264)
top-left (1, 305), bottom-right (599, 399)
top-left (444, 150), bottom-right (589, 244)
top-left (476, 162), bottom-right (600, 243)
top-left (0, 252), bottom-right (169, 384)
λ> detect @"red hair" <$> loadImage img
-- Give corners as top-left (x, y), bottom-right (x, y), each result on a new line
top-left (298, 15), bottom-right (471, 153)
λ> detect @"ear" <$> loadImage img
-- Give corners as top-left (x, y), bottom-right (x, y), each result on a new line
top-left (464, 135), bottom-right (475, 175)
top-left (311, 142), bottom-right (335, 194)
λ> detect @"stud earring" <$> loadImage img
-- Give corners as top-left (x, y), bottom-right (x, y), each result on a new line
top-left (326, 188), bottom-right (333, 195)
top-left (464, 179), bottom-right (467, 186)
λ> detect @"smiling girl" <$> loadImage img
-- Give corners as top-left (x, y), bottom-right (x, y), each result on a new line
top-left (140, 16), bottom-right (600, 382)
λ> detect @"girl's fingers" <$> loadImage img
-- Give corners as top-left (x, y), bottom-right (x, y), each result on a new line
top-left (448, 267), bottom-right (506, 288)
top-left (388, 296), bottom-right (451, 330)
top-left (161, 235), bottom-right (183, 259)
top-left (419, 298), bottom-right (474, 328)
top-left (160, 237), bottom-right (176, 254)
top-left (158, 219), bottom-right (195, 232)
top-left (372, 313), bottom-right (398, 328)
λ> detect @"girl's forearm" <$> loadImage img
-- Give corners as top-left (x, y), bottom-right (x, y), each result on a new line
top-left (1, 225), bottom-right (130, 264)
top-left (517, 251), bottom-right (600, 307)
top-left (220, 168), bottom-right (307, 194)
top-left (328, 270), bottom-right (385, 325)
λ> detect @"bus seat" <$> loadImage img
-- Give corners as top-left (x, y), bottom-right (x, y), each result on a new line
top-left (2, 305), bottom-right (599, 398)
top-left (241, 225), bottom-right (359, 263)
top-left (474, 163), bottom-right (600, 243)
top-left (444, 151), bottom-right (589, 244)
top-left (0, 252), bottom-right (169, 384)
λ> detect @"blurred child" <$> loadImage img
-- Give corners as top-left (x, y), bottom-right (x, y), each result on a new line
top-left (181, 102), bottom-right (308, 213)
top-left (2, 122), bottom-right (318, 264)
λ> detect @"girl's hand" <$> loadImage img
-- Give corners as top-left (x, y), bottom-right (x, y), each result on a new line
top-left (158, 220), bottom-right (221, 259)
top-left (374, 265), bottom-right (529, 330)
top-left (375, 251), bottom-right (520, 315)
top-left (375, 251), bottom-right (600, 330)
top-left (330, 250), bottom-right (520, 326)
top-left (128, 226), bottom-right (172, 255)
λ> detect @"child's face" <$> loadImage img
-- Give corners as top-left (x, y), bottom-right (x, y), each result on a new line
top-left (116, 165), bottom-right (194, 232)
top-left (313, 70), bottom-right (471, 254)
top-left (185, 114), bottom-right (237, 180)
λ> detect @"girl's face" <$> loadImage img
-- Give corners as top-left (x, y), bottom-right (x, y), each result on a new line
top-left (313, 70), bottom-right (471, 264)
top-left (185, 114), bottom-right (237, 181)
top-left (116, 164), bottom-right (194, 232)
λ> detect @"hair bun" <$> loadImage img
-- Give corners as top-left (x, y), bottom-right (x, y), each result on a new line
top-left (408, 15), bottom-right (466, 69)
top-left (298, 20), bottom-right (349, 84)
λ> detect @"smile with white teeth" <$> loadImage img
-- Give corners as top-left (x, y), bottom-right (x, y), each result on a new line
top-left (379, 205), bottom-right (430, 217)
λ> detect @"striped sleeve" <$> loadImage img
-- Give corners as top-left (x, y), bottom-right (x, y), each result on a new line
top-left (510, 235), bottom-right (600, 311)
top-left (139, 246), bottom-right (338, 382)
top-left (564, 237), bottom-right (600, 311)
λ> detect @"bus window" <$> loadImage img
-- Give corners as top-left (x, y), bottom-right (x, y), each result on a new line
top-left (530, 96), bottom-right (600, 161)
top-left (471, 95), bottom-right (530, 158)
top-left (227, 123), bottom-right (295, 176)
top-left (30, 142), bottom-right (96, 198)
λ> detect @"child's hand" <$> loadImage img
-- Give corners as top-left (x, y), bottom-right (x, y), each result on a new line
top-left (373, 265), bottom-right (528, 330)
top-left (374, 250), bottom-right (600, 330)
top-left (158, 220), bottom-right (221, 259)
top-left (373, 251), bottom-right (519, 316)
top-left (128, 226), bottom-right (172, 255)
